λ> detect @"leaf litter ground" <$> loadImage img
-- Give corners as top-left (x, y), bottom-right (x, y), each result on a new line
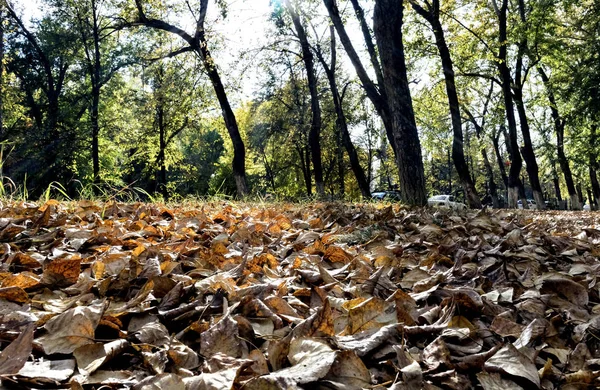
top-left (0, 200), bottom-right (599, 389)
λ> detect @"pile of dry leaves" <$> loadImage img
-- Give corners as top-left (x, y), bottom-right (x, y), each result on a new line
top-left (0, 200), bottom-right (599, 389)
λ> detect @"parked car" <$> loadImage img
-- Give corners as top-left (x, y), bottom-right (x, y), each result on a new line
top-left (427, 195), bottom-right (467, 210)
top-left (371, 190), bottom-right (402, 202)
top-left (517, 199), bottom-right (537, 209)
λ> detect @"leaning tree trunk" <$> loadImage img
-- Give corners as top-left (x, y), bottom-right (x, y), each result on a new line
top-left (538, 66), bottom-right (579, 209)
top-left (586, 123), bottom-right (600, 210)
top-left (133, 0), bottom-right (248, 198)
top-left (411, 1), bottom-right (481, 208)
top-left (198, 41), bottom-right (247, 198)
top-left (494, 0), bottom-right (523, 209)
top-left (514, 88), bottom-right (545, 209)
top-left (373, 0), bottom-right (427, 206)
top-left (323, 0), bottom-right (397, 158)
top-left (315, 27), bottom-right (371, 199)
top-left (285, 0), bottom-right (324, 197)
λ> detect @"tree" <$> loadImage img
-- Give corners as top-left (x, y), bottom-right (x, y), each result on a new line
top-left (409, 0), bottom-right (481, 209)
top-left (314, 26), bottom-right (371, 199)
top-left (4, 1), bottom-right (82, 193)
top-left (373, 0), bottom-right (427, 205)
top-left (284, 0), bottom-right (324, 197)
top-left (492, 0), bottom-right (525, 208)
top-left (128, 0), bottom-right (247, 198)
top-left (538, 66), bottom-right (580, 209)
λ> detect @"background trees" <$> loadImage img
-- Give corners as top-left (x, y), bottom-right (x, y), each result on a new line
top-left (0, 0), bottom-right (598, 208)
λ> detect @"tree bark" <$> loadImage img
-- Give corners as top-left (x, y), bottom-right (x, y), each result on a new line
top-left (373, 0), bottom-right (427, 205)
top-left (493, 0), bottom-right (523, 208)
top-left (133, 0), bottom-right (247, 198)
top-left (315, 27), bottom-right (371, 199)
top-left (285, 0), bottom-right (324, 197)
top-left (410, 0), bottom-right (481, 208)
top-left (537, 67), bottom-right (580, 209)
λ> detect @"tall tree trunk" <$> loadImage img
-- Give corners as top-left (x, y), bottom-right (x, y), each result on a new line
top-left (373, 0), bottom-right (427, 206)
top-left (492, 127), bottom-right (508, 190)
top-left (315, 26), bottom-right (371, 199)
top-left (323, 0), bottom-right (396, 158)
top-left (91, 0), bottom-right (101, 191)
top-left (410, 0), bottom-right (480, 208)
top-left (0, 9), bottom-right (4, 179)
top-left (157, 105), bottom-right (167, 199)
top-left (285, 0), bottom-right (324, 197)
top-left (538, 67), bottom-right (579, 209)
top-left (493, 0), bottom-right (523, 208)
top-left (296, 143), bottom-right (311, 196)
top-left (514, 88), bottom-right (545, 209)
top-left (0, 8), bottom-right (4, 143)
top-left (590, 124), bottom-right (600, 210)
top-left (133, 0), bottom-right (247, 198)
top-left (464, 106), bottom-right (499, 208)
top-left (577, 183), bottom-right (584, 207)
top-left (551, 163), bottom-right (562, 203)
top-left (512, 0), bottom-right (544, 209)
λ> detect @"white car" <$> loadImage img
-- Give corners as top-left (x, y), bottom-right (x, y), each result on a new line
top-left (427, 195), bottom-right (467, 210)
top-left (517, 199), bottom-right (537, 209)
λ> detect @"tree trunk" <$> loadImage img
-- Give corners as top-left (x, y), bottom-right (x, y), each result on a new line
top-left (512, 0), bottom-right (544, 209)
top-left (492, 127), bottom-right (508, 190)
top-left (552, 163), bottom-right (562, 202)
top-left (133, 0), bottom-right (247, 198)
top-left (373, 0), bottom-right (427, 206)
top-left (197, 39), bottom-right (247, 198)
top-left (537, 67), bottom-right (579, 209)
top-left (91, 0), bottom-right (101, 191)
top-left (296, 144), bottom-right (311, 196)
top-left (410, 2), bottom-right (480, 208)
top-left (0, 9), bottom-right (4, 144)
top-left (0, 9), bottom-right (4, 179)
top-left (431, 9), bottom-right (481, 209)
top-left (157, 105), bottom-right (167, 199)
top-left (285, 0), bottom-right (324, 197)
top-left (315, 26), bottom-right (371, 199)
top-left (514, 88), bottom-right (545, 209)
top-left (323, 0), bottom-right (396, 158)
top-left (590, 124), bottom-right (600, 210)
top-left (577, 183), bottom-right (584, 207)
top-left (466, 107), bottom-right (499, 208)
top-left (494, 0), bottom-right (523, 209)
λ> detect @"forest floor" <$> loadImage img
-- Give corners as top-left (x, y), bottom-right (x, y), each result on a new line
top-left (0, 200), bottom-right (599, 389)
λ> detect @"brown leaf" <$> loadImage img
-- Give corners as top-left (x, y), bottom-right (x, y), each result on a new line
top-left (41, 257), bottom-right (82, 287)
top-left (37, 299), bottom-right (106, 355)
top-left (484, 344), bottom-right (540, 388)
top-left (200, 315), bottom-right (243, 358)
top-left (0, 323), bottom-right (35, 375)
top-left (246, 338), bottom-right (337, 389)
top-left (73, 339), bottom-right (129, 375)
top-left (0, 286), bottom-right (29, 303)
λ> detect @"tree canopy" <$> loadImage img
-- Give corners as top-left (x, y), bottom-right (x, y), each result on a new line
top-left (0, 0), bottom-right (598, 208)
